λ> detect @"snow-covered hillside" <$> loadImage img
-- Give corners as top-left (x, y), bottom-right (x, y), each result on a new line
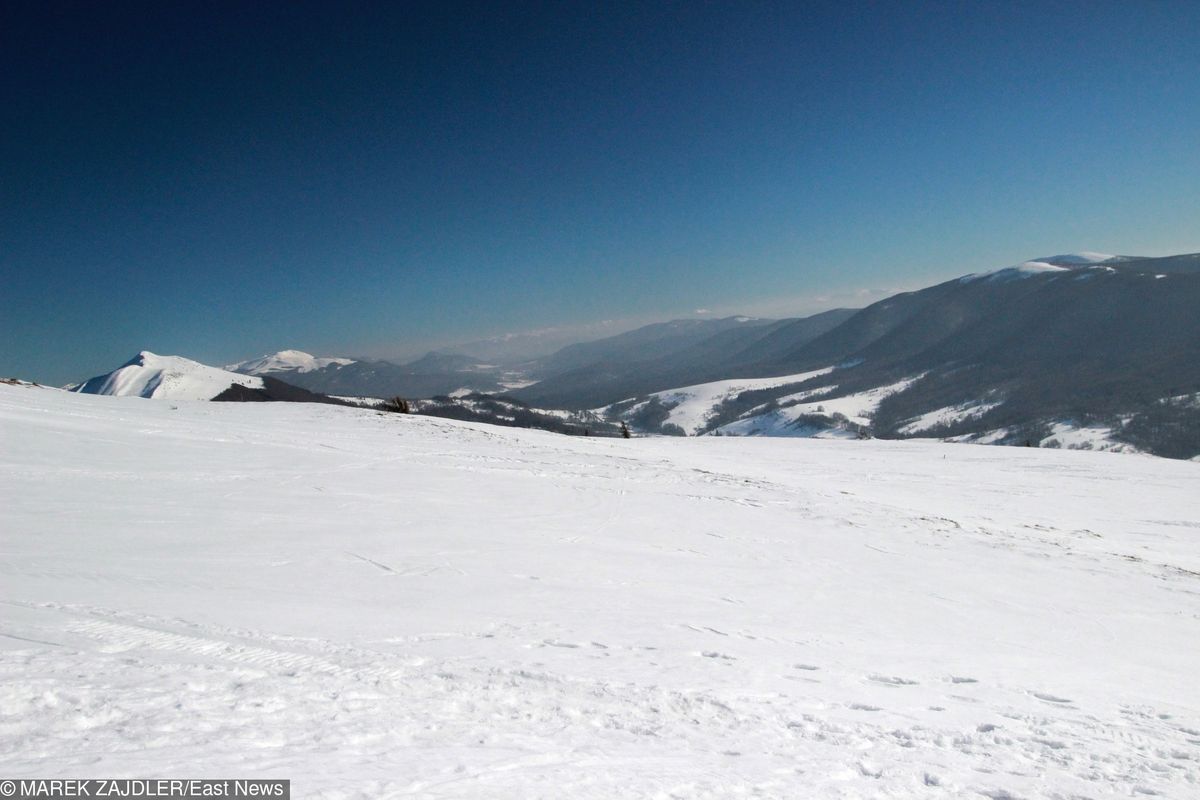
top-left (70, 351), bottom-right (263, 400)
top-left (2, 385), bottom-right (1198, 798)
top-left (603, 368), bottom-right (834, 435)
top-left (714, 375), bottom-right (925, 437)
top-left (226, 349), bottom-right (355, 375)
top-left (960, 252), bottom-right (1118, 282)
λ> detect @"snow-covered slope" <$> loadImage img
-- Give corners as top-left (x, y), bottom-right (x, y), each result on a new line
top-left (958, 251), bottom-right (1121, 283)
top-left (960, 260), bottom-right (1072, 283)
top-left (225, 349), bottom-right (355, 375)
top-left (710, 376), bottom-right (926, 438)
top-left (2, 385), bottom-right (1198, 798)
top-left (603, 368), bottom-right (834, 435)
top-left (70, 351), bottom-right (263, 400)
top-left (898, 399), bottom-right (1004, 434)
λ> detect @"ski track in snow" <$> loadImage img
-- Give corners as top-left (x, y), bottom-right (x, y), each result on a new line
top-left (1, 384), bottom-right (1199, 798)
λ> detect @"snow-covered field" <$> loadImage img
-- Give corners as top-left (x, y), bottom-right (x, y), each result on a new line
top-left (2, 384), bottom-right (1198, 798)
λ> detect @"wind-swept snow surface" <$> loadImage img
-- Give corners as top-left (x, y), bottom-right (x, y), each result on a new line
top-left (2, 384), bottom-right (1198, 798)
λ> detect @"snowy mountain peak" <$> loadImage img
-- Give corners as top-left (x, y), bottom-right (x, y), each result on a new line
top-left (226, 350), bottom-right (355, 375)
top-left (1035, 251), bottom-right (1116, 265)
top-left (960, 261), bottom-right (1070, 283)
top-left (960, 252), bottom-right (1119, 283)
top-left (123, 350), bottom-right (161, 366)
top-left (72, 351), bottom-right (263, 400)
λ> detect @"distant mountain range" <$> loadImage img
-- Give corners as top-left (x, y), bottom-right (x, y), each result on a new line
top-left (64, 251), bottom-right (1200, 459)
top-left (69, 351), bottom-right (356, 405)
top-left (224, 349), bottom-right (526, 398)
top-left (599, 252), bottom-right (1200, 459)
top-left (512, 309), bottom-right (857, 408)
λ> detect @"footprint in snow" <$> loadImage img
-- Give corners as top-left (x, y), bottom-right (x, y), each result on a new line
top-left (978, 789), bottom-right (1023, 800)
top-left (1031, 691), bottom-right (1073, 705)
top-left (868, 674), bottom-right (919, 686)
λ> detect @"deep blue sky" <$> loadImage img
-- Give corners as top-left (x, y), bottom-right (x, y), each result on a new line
top-left (3, 1), bottom-right (1199, 384)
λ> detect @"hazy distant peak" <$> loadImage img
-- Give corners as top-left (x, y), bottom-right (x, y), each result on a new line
top-left (961, 261), bottom-right (1069, 283)
top-left (226, 350), bottom-right (355, 375)
top-left (960, 252), bottom-right (1120, 283)
top-left (1035, 252), bottom-right (1116, 265)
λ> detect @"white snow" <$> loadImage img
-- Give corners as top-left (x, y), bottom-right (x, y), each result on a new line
top-left (961, 261), bottom-right (1071, 283)
top-left (72, 351), bottom-right (264, 400)
top-left (226, 349), bottom-right (355, 375)
top-left (1040, 420), bottom-right (1139, 453)
top-left (1013, 260), bottom-right (1072, 274)
top-left (710, 410), bottom-right (860, 438)
top-left (773, 384), bottom-right (837, 405)
top-left (606, 368), bottom-right (835, 435)
top-left (960, 252), bottom-right (1120, 283)
top-left (1164, 392), bottom-right (1200, 407)
top-left (330, 395), bottom-right (384, 407)
top-left (771, 375), bottom-right (923, 428)
top-left (951, 426), bottom-right (1011, 445)
top-left (707, 376), bottom-right (923, 437)
top-left (2, 385), bottom-right (1199, 798)
top-left (899, 399), bottom-right (1002, 434)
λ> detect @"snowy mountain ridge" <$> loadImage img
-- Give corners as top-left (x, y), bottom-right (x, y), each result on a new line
top-left (959, 251), bottom-right (1118, 283)
top-left (225, 349), bottom-right (356, 375)
top-left (70, 351), bottom-right (263, 400)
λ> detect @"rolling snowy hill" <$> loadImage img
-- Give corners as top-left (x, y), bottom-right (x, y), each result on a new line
top-left (2, 384), bottom-right (1198, 798)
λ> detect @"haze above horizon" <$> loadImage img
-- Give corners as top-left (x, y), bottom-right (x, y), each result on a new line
top-left (3, 1), bottom-right (1199, 385)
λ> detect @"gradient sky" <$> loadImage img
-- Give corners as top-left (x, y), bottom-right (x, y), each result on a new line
top-left (3, 1), bottom-right (1199, 384)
